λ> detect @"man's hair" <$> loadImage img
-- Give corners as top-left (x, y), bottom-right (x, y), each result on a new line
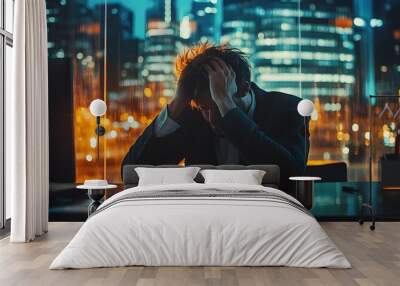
top-left (175, 43), bottom-right (251, 103)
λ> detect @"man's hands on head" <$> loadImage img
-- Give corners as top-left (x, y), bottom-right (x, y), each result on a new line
top-left (168, 57), bottom-right (238, 120)
top-left (204, 58), bottom-right (237, 117)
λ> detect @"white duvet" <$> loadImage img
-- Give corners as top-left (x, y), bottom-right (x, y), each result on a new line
top-left (50, 183), bottom-right (351, 269)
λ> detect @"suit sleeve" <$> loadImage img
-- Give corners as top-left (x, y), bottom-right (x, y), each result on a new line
top-left (220, 107), bottom-right (309, 177)
top-left (121, 114), bottom-right (187, 178)
top-left (153, 107), bottom-right (181, 137)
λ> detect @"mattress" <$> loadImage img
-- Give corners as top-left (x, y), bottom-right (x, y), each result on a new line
top-left (50, 183), bottom-right (351, 269)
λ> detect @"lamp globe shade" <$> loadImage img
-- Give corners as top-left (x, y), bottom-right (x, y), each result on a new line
top-left (297, 99), bottom-right (314, 117)
top-left (89, 99), bottom-right (107, 117)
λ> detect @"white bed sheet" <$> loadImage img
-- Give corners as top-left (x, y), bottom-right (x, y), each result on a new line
top-left (50, 183), bottom-right (351, 269)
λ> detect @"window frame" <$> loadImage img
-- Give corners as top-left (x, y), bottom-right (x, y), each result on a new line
top-left (0, 0), bottom-right (14, 230)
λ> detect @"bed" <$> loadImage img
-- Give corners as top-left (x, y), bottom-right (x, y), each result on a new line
top-left (50, 165), bottom-right (350, 269)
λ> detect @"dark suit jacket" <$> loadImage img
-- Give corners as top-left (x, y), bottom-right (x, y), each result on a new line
top-left (122, 83), bottom-right (309, 195)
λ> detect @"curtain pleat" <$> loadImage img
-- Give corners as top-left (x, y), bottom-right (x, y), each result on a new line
top-left (10, 0), bottom-right (49, 242)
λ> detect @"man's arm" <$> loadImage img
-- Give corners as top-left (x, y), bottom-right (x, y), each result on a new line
top-left (220, 107), bottom-right (308, 176)
top-left (121, 113), bottom-right (186, 167)
top-left (121, 82), bottom-right (191, 178)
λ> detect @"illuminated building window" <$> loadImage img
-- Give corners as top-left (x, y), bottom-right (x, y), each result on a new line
top-left (165, 0), bottom-right (172, 23)
top-left (354, 17), bottom-right (366, 27)
top-left (56, 50), bottom-right (65, 58)
top-left (370, 18), bottom-right (383, 28)
top-left (256, 37), bottom-right (337, 47)
top-left (257, 73), bottom-right (355, 84)
top-left (223, 21), bottom-right (255, 29)
top-left (197, 10), bottom-right (205, 17)
top-left (204, 7), bottom-right (217, 14)
top-left (146, 28), bottom-right (175, 37)
top-left (255, 51), bottom-right (353, 62)
top-left (343, 41), bottom-right (354, 49)
top-left (352, 123), bottom-right (359, 132)
top-left (281, 23), bottom-right (291, 31)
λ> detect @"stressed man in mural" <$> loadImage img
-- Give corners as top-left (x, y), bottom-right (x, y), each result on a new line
top-left (122, 44), bottom-right (309, 193)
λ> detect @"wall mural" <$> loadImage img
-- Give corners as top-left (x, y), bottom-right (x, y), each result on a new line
top-left (46, 0), bottom-right (400, 184)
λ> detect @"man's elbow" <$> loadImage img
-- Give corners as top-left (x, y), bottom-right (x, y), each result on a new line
top-left (120, 146), bottom-right (143, 179)
top-left (122, 147), bottom-right (144, 167)
top-left (120, 153), bottom-right (132, 181)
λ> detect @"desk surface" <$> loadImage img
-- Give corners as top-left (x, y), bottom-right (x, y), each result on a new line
top-left (290, 176), bottom-right (322, 181)
top-left (77, 184), bottom-right (118, 190)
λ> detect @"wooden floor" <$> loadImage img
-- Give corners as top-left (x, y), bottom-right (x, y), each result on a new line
top-left (0, 222), bottom-right (399, 286)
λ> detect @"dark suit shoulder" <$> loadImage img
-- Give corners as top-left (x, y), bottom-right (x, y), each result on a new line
top-left (266, 91), bottom-right (301, 104)
top-left (251, 82), bottom-right (300, 112)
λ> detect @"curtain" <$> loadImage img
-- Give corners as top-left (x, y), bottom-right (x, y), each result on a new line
top-left (8, 0), bottom-right (49, 242)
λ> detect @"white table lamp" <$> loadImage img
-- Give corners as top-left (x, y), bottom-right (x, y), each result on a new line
top-left (89, 99), bottom-right (107, 159)
top-left (297, 99), bottom-right (314, 117)
top-left (90, 99), bottom-right (107, 117)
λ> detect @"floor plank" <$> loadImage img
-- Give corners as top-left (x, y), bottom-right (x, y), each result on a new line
top-left (0, 222), bottom-right (399, 286)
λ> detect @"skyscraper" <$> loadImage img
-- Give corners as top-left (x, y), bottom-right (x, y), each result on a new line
top-left (371, 0), bottom-right (400, 96)
top-left (47, 0), bottom-right (94, 59)
top-left (254, 0), bottom-right (355, 99)
top-left (221, 0), bottom-right (262, 66)
top-left (119, 38), bottom-right (144, 88)
top-left (147, 0), bottom-right (177, 24)
top-left (143, 0), bottom-right (181, 114)
top-left (353, 0), bottom-right (376, 100)
top-left (191, 0), bottom-right (219, 43)
top-left (96, 3), bottom-right (135, 93)
top-left (222, 0), bottom-right (355, 95)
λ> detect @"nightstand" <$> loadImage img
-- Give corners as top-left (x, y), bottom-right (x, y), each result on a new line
top-left (77, 184), bottom-right (118, 216)
top-left (289, 176), bottom-right (321, 210)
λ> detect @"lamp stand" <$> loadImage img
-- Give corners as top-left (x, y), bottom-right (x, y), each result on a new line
top-left (95, 116), bottom-right (106, 160)
top-left (304, 116), bottom-right (307, 162)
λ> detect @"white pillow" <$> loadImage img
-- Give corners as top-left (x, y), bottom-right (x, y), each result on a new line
top-left (135, 167), bottom-right (201, 186)
top-left (200, 169), bottom-right (266, 185)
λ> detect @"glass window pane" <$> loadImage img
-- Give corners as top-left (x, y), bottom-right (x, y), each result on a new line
top-left (5, 43), bottom-right (13, 219)
top-left (298, 0), bottom-right (357, 176)
top-left (5, 0), bottom-right (14, 33)
top-left (0, 39), bottom-right (3, 227)
top-left (47, 1), bottom-right (106, 183)
top-left (0, 1), bottom-right (3, 30)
